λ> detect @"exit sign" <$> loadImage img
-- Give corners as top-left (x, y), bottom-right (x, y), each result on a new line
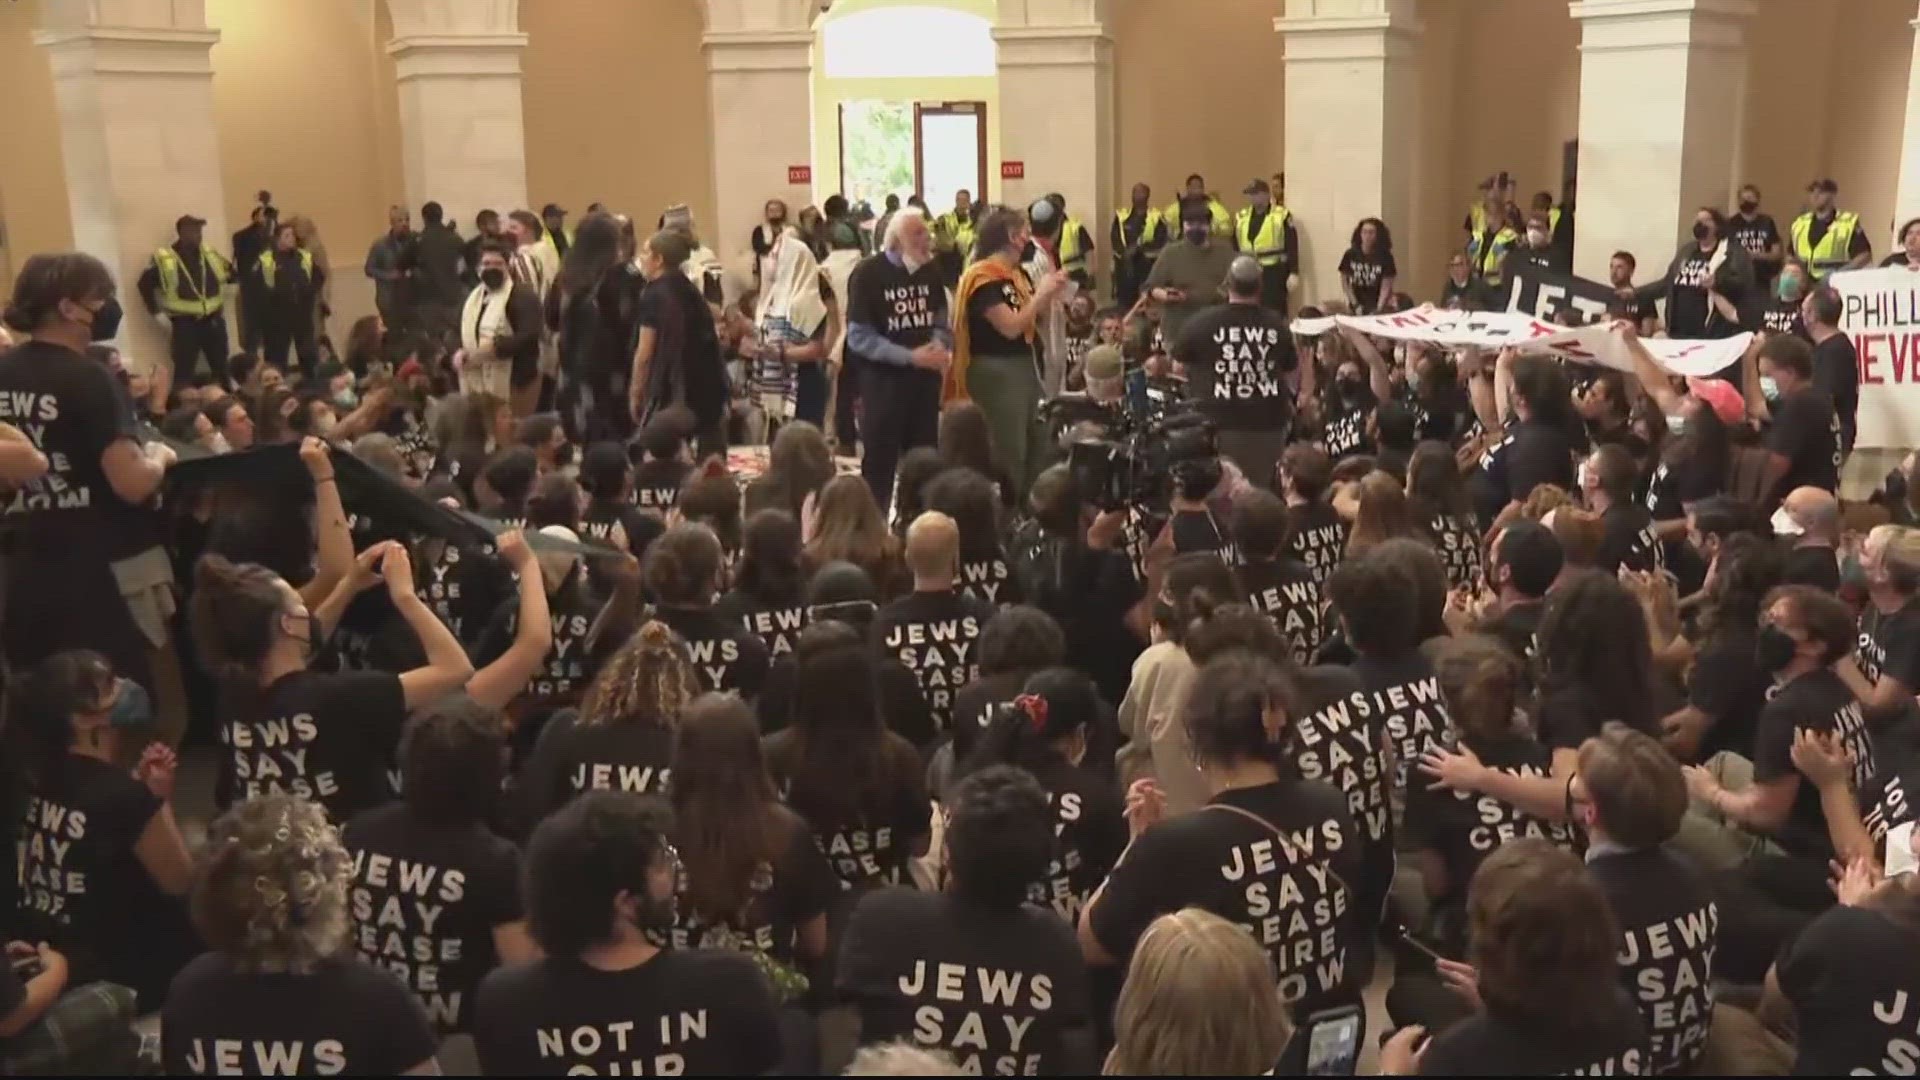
top-left (1000, 161), bottom-right (1025, 179)
top-left (787, 165), bottom-right (812, 184)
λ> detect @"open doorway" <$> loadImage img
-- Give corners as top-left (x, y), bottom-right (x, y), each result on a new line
top-left (838, 99), bottom-right (915, 210)
top-left (915, 101), bottom-right (986, 210)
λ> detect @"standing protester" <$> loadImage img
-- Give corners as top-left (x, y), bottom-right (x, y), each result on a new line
top-left (1110, 182), bottom-right (1167, 308)
top-left (459, 241), bottom-right (544, 409)
top-left (1884, 217), bottom-right (1920, 268)
top-left (1789, 178), bottom-right (1873, 279)
top-left (747, 225), bottom-right (832, 435)
top-left (1731, 182), bottom-right (1785, 293)
top-left (1144, 198), bottom-right (1237, 346)
top-left (1766, 258), bottom-right (1812, 338)
top-left (464, 209), bottom-right (503, 287)
top-left (1173, 256), bottom-right (1296, 486)
top-left (1752, 333), bottom-right (1841, 502)
top-left (1802, 284), bottom-right (1859, 459)
top-left (252, 222), bottom-right (326, 380)
top-left (412, 201), bottom-right (466, 343)
top-left (1232, 177), bottom-right (1298, 312)
top-left (231, 194), bottom-right (276, 354)
top-left (1339, 217), bottom-right (1397, 314)
top-left (137, 215), bottom-right (232, 387)
top-left (1637, 207), bottom-right (1754, 342)
top-left (874, 512), bottom-right (996, 737)
top-left (631, 230), bottom-right (728, 457)
top-left (1608, 251), bottom-right (1660, 335)
top-left (363, 205), bottom-right (416, 333)
top-left (553, 212), bottom-right (644, 444)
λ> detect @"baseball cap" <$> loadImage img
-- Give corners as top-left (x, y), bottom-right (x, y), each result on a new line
top-left (541, 203), bottom-right (567, 218)
top-left (1242, 178), bottom-right (1271, 196)
top-left (175, 214), bottom-right (206, 232)
top-left (1084, 345), bottom-right (1123, 383)
top-left (1807, 178), bottom-right (1838, 194)
top-left (1685, 377), bottom-right (1745, 425)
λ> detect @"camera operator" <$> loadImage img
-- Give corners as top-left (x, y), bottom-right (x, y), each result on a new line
top-left (1172, 255), bottom-right (1297, 489)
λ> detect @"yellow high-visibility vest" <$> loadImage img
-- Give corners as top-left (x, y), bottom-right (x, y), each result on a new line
top-left (1548, 207), bottom-right (1562, 234)
top-left (1165, 198), bottom-right (1233, 239)
top-left (1467, 204), bottom-right (1488, 236)
top-left (1115, 206), bottom-right (1166, 260)
top-left (1058, 216), bottom-right (1089, 276)
top-left (152, 245), bottom-right (231, 317)
top-left (257, 248), bottom-right (314, 290)
top-left (1235, 206), bottom-right (1290, 268)
top-left (1790, 210), bottom-right (1860, 277)
top-left (937, 210), bottom-right (977, 257)
top-left (1469, 227), bottom-right (1519, 282)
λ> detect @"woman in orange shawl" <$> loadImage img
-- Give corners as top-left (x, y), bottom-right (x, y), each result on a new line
top-left (944, 205), bottom-right (1071, 498)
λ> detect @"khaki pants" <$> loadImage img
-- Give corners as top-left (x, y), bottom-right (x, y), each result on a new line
top-left (461, 356), bottom-right (513, 400)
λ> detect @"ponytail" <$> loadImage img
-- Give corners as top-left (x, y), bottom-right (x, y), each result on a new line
top-left (957, 667), bottom-right (1100, 782)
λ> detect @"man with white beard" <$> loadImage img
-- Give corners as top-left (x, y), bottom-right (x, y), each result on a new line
top-left (845, 208), bottom-right (953, 506)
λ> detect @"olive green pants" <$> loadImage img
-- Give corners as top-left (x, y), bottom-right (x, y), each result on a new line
top-left (966, 353), bottom-right (1051, 499)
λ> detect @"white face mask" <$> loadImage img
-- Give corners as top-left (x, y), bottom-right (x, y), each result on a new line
top-left (1760, 374), bottom-right (1781, 401)
top-left (1665, 413), bottom-right (1687, 437)
top-left (1770, 506), bottom-right (1805, 537)
top-left (206, 431), bottom-right (231, 455)
top-left (1577, 461), bottom-right (1596, 491)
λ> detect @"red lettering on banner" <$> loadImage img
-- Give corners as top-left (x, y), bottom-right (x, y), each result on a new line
top-left (1860, 333), bottom-right (1886, 385)
top-left (1894, 333), bottom-right (1916, 384)
top-left (1525, 320), bottom-right (1560, 339)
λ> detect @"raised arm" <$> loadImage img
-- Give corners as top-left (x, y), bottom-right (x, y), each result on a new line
top-left (298, 437), bottom-right (354, 607)
top-left (464, 532), bottom-right (551, 710)
top-left (381, 544), bottom-right (477, 708)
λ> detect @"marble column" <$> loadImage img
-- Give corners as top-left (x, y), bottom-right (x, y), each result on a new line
top-left (1890, 3), bottom-right (1920, 249)
top-left (1569, 0), bottom-right (1754, 282)
top-left (35, 0), bottom-right (228, 365)
top-left (703, 0), bottom-right (815, 266)
top-left (386, 0), bottom-right (529, 230)
top-left (1277, 0), bottom-right (1419, 309)
top-left (993, 0), bottom-right (1116, 292)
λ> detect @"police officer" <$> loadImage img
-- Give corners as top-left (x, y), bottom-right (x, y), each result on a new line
top-left (253, 221), bottom-right (326, 380)
top-left (1790, 178), bottom-right (1873, 280)
top-left (1111, 182), bottom-right (1167, 308)
top-left (934, 188), bottom-right (978, 287)
top-left (137, 215), bottom-right (233, 384)
top-left (1047, 192), bottom-right (1096, 293)
top-left (1233, 178), bottom-right (1299, 312)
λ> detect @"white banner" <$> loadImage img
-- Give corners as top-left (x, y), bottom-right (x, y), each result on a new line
top-left (1831, 267), bottom-right (1920, 451)
top-left (1290, 306), bottom-right (1750, 381)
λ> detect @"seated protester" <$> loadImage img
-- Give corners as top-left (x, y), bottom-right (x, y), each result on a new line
top-left (163, 794), bottom-right (439, 1076)
top-left (1659, 533), bottom-right (1783, 763)
top-left (1685, 493), bottom-right (1763, 569)
top-left (1453, 520), bottom-right (1560, 663)
top-left (1773, 485), bottom-right (1842, 591)
top-left (478, 526), bottom-right (632, 746)
top-left (1116, 554), bottom-right (1238, 816)
top-left (874, 512), bottom-right (998, 738)
top-left (764, 621), bottom-right (932, 893)
top-left (1164, 459), bottom-right (1235, 562)
top-left (666, 695), bottom-right (835, 1016)
top-left (1469, 353), bottom-right (1578, 532)
top-left (516, 413), bottom-right (570, 476)
top-left (806, 474), bottom-right (911, 601)
top-left (1753, 332), bottom-right (1840, 503)
top-left (645, 522), bottom-right (770, 698)
top-left (715, 509), bottom-right (810, 660)
top-left (1545, 504), bottom-right (1606, 580)
top-left (1682, 585), bottom-right (1876, 870)
top-left (1103, 908), bottom-right (1293, 1077)
top-left (1231, 489), bottom-right (1324, 664)
top-left (1582, 442), bottom-right (1663, 573)
top-left (1425, 570), bottom-right (1657, 824)
top-left (757, 561), bottom-right (932, 743)
top-left (939, 400), bottom-right (1022, 516)
top-left (1316, 332), bottom-right (1376, 459)
top-left (1771, 859), bottom-right (1920, 1076)
top-left (517, 621), bottom-right (694, 826)
top-left (1407, 441), bottom-right (1482, 590)
top-left (1326, 548), bottom-right (1454, 802)
top-left (1573, 726), bottom-right (1719, 1075)
top-left (1339, 469), bottom-right (1421, 561)
top-left (889, 447), bottom-right (948, 536)
top-left (1281, 443), bottom-right (1349, 584)
top-left (1370, 400), bottom-right (1418, 483)
top-left (1379, 840), bottom-right (1650, 1077)
top-left (190, 544), bottom-right (474, 819)
top-left (1836, 524), bottom-right (1920, 738)
top-left (474, 444), bottom-right (538, 530)
top-left (1574, 369), bottom-right (1646, 456)
top-left (630, 404), bottom-right (697, 512)
top-left (1083, 654), bottom-right (1373, 1019)
top-left (472, 792), bottom-right (783, 1077)
top-left (343, 697), bottom-right (537, 1036)
top-left (744, 420), bottom-right (836, 521)
top-left (13, 652), bottom-right (195, 1008)
top-left (577, 441), bottom-right (664, 564)
top-left (0, 933), bottom-right (139, 1075)
top-left (924, 467), bottom-right (1023, 606)
top-left (947, 606), bottom-right (1068, 777)
top-left (956, 670), bottom-right (1127, 924)
top-left (1007, 465), bottom-right (1144, 710)
top-left (838, 766), bottom-right (1095, 1074)
top-left (676, 458), bottom-right (745, 562)
top-left (428, 392), bottom-right (510, 503)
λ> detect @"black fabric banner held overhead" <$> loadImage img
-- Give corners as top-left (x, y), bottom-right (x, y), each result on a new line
top-left (1501, 262), bottom-right (1619, 323)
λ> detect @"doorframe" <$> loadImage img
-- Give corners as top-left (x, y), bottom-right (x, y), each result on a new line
top-left (912, 100), bottom-right (989, 202)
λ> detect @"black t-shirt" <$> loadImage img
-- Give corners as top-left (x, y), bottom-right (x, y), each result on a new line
top-left (1321, 403), bottom-right (1373, 459)
top-left (1404, 734), bottom-right (1576, 902)
top-left (846, 252), bottom-right (948, 356)
top-left (1286, 500), bottom-right (1349, 587)
top-left (632, 458), bottom-right (692, 512)
top-left (1168, 508), bottom-right (1237, 564)
top-left (580, 501), bottom-right (663, 565)
top-left (873, 589), bottom-right (997, 736)
top-left (473, 949), bottom-right (782, 1077)
top-left (1020, 758), bottom-right (1127, 924)
top-left (1810, 333), bottom-right (1859, 454)
top-left (1762, 300), bottom-right (1808, 339)
top-left (965, 273), bottom-right (1036, 358)
top-left (1472, 419), bottom-right (1574, 528)
top-left (17, 756), bottom-right (163, 984)
top-left (663, 805), bottom-right (838, 966)
top-left (1753, 668), bottom-right (1877, 857)
top-left (219, 670), bottom-right (407, 819)
top-left (838, 889), bottom-right (1092, 1075)
top-left (634, 272), bottom-right (727, 424)
top-left (1644, 458), bottom-right (1724, 523)
top-left (1425, 511), bottom-right (1483, 589)
top-left (519, 709), bottom-right (675, 824)
top-left (762, 728), bottom-right (931, 893)
top-left (1859, 598), bottom-right (1920, 695)
top-left (416, 539), bottom-right (514, 649)
top-left (713, 588), bottom-right (809, 660)
top-left (1782, 543), bottom-right (1841, 591)
top-left (1408, 383), bottom-right (1470, 446)
top-left (1777, 904), bottom-right (1920, 1076)
top-left (342, 803), bottom-right (522, 1034)
top-left (1241, 558), bottom-right (1325, 665)
top-left (1484, 599), bottom-right (1544, 663)
top-left (652, 604), bottom-right (771, 698)
top-left (1288, 666), bottom-right (1396, 920)
top-left (1687, 628), bottom-right (1770, 760)
top-left (1351, 652), bottom-right (1455, 797)
top-left (1338, 248), bottom-right (1397, 312)
top-left (1536, 683), bottom-right (1618, 754)
top-left (1586, 846), bottom-right (1718, 1075)
top-left (1088, 779), bottom-right (1371, 1014)
top-left (1861, 756), bottom-right (1920, 855)
top-left (1666, 249), bottom-right (1715, 337)
top-left (1171, 301), bottom-right (1295, 430)
top-left (1763, 387), bottom-right (1840, 499)
top-left (956, 554), bottom-right (1023, 606)
top-left (1599, 503), bottom-right (1664, 574)
top-left (0, 340), bottom-right (154, 558)
top-left (163, 954), bottom-right (438, 1076)
top-left (478, 581), bottom-right (614, 705)
top-left (1416, 996), bottom-right (1650, 1076)
top-left (1732, 212), bottom-right (1781, 275)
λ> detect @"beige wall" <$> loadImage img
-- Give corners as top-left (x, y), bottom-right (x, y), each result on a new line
top-left (1112, 0), bottom-right (1285, 220)
top-left (522, 0), bottom-right (714, 247)
top-left (0, 0), bottom-right (73, 296)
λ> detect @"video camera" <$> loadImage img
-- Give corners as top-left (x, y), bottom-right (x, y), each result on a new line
top-left (1059, 402), bottom-right (1221, 512)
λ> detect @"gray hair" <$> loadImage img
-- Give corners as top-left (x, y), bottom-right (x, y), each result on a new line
top-left (882, 207), bottom-right (929, 255)
top-left (1227, 255), bottom-right (1264, 297)
top-left (844, 1042), bottom-right (963, 1076)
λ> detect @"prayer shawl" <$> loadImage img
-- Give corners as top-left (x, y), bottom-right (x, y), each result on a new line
top-left (459, 281), bottom-right (514, 356)
top-left (945, 258), bottom-right (1032, 404)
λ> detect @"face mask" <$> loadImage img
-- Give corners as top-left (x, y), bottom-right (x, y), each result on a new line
top-left (207, 431), bottom-right (231, 455)
top-left (108, 678), bottom-right (153, 729)
top-left (1770, 506), bottom-right (1804, 536)
top-left (481, 267), bottom-right (507, 290)
top-left (1337, 374), bottom-right (1365, 399)
top-left (86, 296), bottom-right (123, 342)
top-left (1692, 221), bottom-right (1712, 242)
top-left (1184, 224), bottom-right (1209, 244)
top-left (1738, 199), bottom-right (1758, 214)
top-left (1777, 277), bottom-right (1802, 302)
top-left (1577, 462), bottom-right (1595, 491)
top-left (1527, 229), bottom-right (1548, 246)
top-left (1760, 375), bottom-right (1781, 401)
top-left (332, 387), bottom-right (358, 410)
top-left (1755, 624), bottom-right (1799, 673)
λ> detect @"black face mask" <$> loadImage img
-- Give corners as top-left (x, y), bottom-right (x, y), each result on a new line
top-left (1738, 199), bottom-right (1758, 214)
top-left (1692, 221), bottom-right (1713, 242)
top-left (481, 267), bottom-right (507, 290)
top-left (1756, 624), bottom-right (1798, 672)
top-left (1337, 374), bottom-right (1368, 403)
top-left (86, 297), bottom-right (123, 342)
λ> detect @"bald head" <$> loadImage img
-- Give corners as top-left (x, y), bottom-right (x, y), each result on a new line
top-left (905, 510), bottom-right (959, 586)
top-left (1227, 255), bottom-right (1264, 301)
top-left (1781, 486), bottom-right (1839, 541)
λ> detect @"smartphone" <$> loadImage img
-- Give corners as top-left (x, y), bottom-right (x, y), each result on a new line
top-left (1302, 1005), bottom-right (1365, 1076)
